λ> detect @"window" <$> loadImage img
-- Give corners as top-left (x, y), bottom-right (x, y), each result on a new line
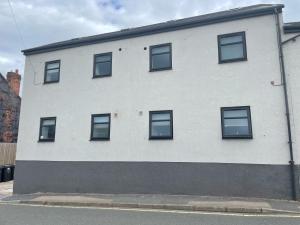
top-left (150, 43), bottom-right (172, 71)
top-left (149, 110), bottom-right (173, 139)
top-left (221, 106), bottom-right (252, 139)
top-left (44, 60), bottom-right (60, 83)
top-left (90, 114), bottom-right (111, 140)
top-left (39, 117), bottom-right (56, 142)
top-left (218, 32), bottom-right (247, 63)
top-left (93, 53), bottom-right (112, 78)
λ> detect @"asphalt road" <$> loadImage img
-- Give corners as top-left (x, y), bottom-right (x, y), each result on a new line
top-left (0, 203), bottom-right (299, 225)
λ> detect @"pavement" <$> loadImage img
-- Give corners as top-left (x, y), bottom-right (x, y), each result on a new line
top-left (3, 193), bottom-right (300, 215)
top-left (1, 181), bottom-right (300, 215)
top-left (1, 203), bottom-right (300, 225)
top-left (0, 181), bottom-right (13, 199)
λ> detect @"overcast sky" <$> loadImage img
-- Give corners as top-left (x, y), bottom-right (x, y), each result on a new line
top-left (0, 0), bottom-right (299, 76)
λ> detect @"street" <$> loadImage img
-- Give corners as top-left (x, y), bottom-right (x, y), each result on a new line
top-left (0, 203), bottom-right (299, 225)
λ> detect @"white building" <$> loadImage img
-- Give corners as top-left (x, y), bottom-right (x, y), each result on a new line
top-left (14, 4), bottom-right (300, 200)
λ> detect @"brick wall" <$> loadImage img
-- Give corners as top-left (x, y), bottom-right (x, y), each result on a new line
top-left (0, 72), bottom-right (21, 143)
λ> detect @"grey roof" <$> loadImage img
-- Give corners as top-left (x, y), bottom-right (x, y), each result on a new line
top-left (22, 4), bottom-right (284, 56)
top-left (284, 22), bottom-right (300, 33)
top-left (0, 73), bottom-right (8, 85)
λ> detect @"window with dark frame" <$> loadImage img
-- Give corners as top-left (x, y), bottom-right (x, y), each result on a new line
top-left (93, 53), bottom-right (112, 78)
top-left (218, 32), bottom-right (247, 63)
top-left (150, 43), bottom-right (172, 71)
top-left (44, 60), bottom-right (60, 83)
top-left (221, 106), bottom-right (252, 139)
top-left (149, 110), bottom-right (173, 139)
top-left (39, 117), bottom-right (56, 142)
top-left (90, 114), bottom-right (111, 140)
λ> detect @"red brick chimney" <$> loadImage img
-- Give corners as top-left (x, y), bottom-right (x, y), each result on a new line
top-left (6, 69), bottom-right (21, 96)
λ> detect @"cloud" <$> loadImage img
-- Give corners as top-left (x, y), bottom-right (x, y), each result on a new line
top-left (0, 0), bottom-right (298, 79)
top-left (0, 56), bottom-right (13, 64)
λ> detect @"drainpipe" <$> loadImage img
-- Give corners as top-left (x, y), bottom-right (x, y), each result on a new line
top-left (274, 8), bottom-right (297, 201)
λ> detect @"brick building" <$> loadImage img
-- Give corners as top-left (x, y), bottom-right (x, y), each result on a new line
top-left (0, 70), bottom-right (21, 142)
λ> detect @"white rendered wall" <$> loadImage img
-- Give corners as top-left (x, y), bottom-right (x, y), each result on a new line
top-left (17, 14), bottom-right (292, 165)
top-left (283, 32), bottom-right (300, 165)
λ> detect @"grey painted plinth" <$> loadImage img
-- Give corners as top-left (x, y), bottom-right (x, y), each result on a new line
top-left (13, 160), bottom-right (295, 200)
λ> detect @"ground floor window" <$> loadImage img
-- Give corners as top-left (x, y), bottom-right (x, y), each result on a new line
top-left (39, 117), bottom-right (56, 142)
top-left (221, 106), bottom-right (252, 139)
top-left (149, 110), bottom-right (173, 139)
top-left (90, 114), bottom-right (111, 140)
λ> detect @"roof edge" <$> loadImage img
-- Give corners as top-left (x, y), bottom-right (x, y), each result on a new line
top-left (284, 22), bottom-right (300, 34)
top-left (23, 4), bottom-right (284, 56)
top-left (0, 73), bottom-right (8, 84)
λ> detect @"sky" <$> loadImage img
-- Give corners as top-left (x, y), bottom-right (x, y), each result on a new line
top-left (0, 0), bottom-right (299, 77)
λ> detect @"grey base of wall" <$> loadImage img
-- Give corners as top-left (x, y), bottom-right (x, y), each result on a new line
top-left (13, 160), bottom-right (299, 200)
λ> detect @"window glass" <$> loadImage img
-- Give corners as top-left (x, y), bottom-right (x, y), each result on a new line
top-left (45, 69), bottom-right (59, 82)
top-left (93, 123), bottom-right (109, 138)
top-left (152, 113), bottom-right (171, 121)
top-left (91, 114), bottom-right (110, 140)
top-left (150, 44), bottom-right (172, 70)
top-left (152, 54), bottom-right (170, 70)
top-left (224, 118), bottom-right (248, 127)
top-left (94, 53), bottom-right (112, 77)
top-left (95, 62), bottom-right (111, 76)
top-left (220, 43), bottom-right (244, 61)
top-left (150, 111), bottom-right (172, 139)
top-left (45, 61), bottom-right (60, 83)
top-left (222, 107), bottom-right (252, 138)
top-left (151, 121), bottom-right (171, 137)
top-left (223, 109), bottom-right (247, 118)
top-left (95, 55), bottom-right (111, 63)
top-left (42, 119), bottom-right (56, 126)
top-left (41, 126), bottom-right (55, 139)
top-left (46, 62), bottom-right (59, 69)
top-left (152, 45), bottom-right (170, 54)
top-left (218, 32), bottom-right (246, 62)
top-left (220, 35), bottom-right (242, 45)
top-left (39, 118), bottom-right (56, 141)
top-left (94, 116), bottom-right (109, 123)
top-left (224, 118), bottom-right (249, 136)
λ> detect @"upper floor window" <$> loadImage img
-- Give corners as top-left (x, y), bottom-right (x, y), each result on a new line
top-left (218, 32), bottom-right (247, 63)
top-left (44, 60), bottom-right (60, 83)
top-left (93, 52), bottom-right (112, 78)
top-left (221, 106), bottom-right (252, 139)
top-left (90, 114), bottom-right (111, 140)
top-left (39, 117), bottom-right (56, 142)
top-left (150, 43), bottom-right (172, 71)
top-left (149, 110), bottom-right (173, 139)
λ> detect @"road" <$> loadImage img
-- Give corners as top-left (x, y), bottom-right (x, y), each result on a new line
top-left (0, 203), bottom-right (299, 225)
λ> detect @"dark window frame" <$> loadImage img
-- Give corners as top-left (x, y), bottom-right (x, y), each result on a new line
top-left (93, 52), bottom-right (112, 78)
top-left (90, 113), bottom-right (111, 141)
top-left (218, 31), bottom-right (247, 64)
top-left (149, 43), bottom-right (172, 72)
top-left (149, 110), bottom-right (173, 140)
top-left (38, 117), bottom-right (56, 142)
top-left (221, 106), bottom-right (253, 139)
top-left (44, 60), bottom-right (60, 84)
